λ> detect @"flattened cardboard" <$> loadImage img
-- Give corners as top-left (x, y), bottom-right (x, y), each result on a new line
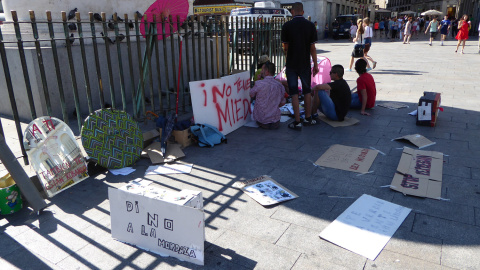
top-left (144, 142), bottom-right (185, 164)
top-left (172, 129), bottom-right (192, 148)
top-left (143, 129), bottom-right (160, 148)
top-left (315, 144), bottom-right (378, 173)
top-left (318, 113), bottom-right (359, 127)
top-left (377, 102), bottom-right (409, 110)
top-left (234, 175), bottom-right (298, 206)
top-left (393, 134), bottom-right (436, 149)
top-left (390, 147), bottom-right (444, 199)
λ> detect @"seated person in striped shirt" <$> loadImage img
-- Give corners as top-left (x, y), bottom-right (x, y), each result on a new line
top-left (250, 61), bottom-right (287, 129)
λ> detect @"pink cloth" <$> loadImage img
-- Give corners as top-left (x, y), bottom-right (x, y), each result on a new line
top-left (275, 56), bottom-right (332, 92)
top-left (250, 76), bottom-right (286, 124)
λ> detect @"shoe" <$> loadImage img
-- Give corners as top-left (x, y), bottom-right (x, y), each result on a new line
top-left (346, 69), bottom-right (352, 72)
top-left (373, 62), bottom-right (377, 69)
top-left (455, 50), bottom-right (457, 53)
top-left (461, 51), bottom-right (464, 54)
top-left (288, 121), bottom-right (302, 131)
top-left (302, 117), bottom-right (317, 126)
top-left (366, 67), bottom-right (372, 71)
top-left (429, 43), bottom-right (432, 46)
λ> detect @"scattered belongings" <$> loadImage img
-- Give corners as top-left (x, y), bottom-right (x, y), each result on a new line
top-left (393, 134), bottom-right (436, 149)
top-left (234, 175), bottom-right (298, 206)
top-left (317, 113), bottom-right (359, 127)
top-left (417, 92), bottom-right (442, 127)
top-left (24, 116), bottom-right (89, 197)
top-left (145, 163), bottom-right (193, 175)
top-left (109, 186), bottom-right (204, 265)
top-left (143, 142), bottom-right (185, 164)
top-left (319, 194), bottom-right (411, 260)
top-left (0, 172), bottom-right (23, 215)
top-left (377, 101), bottom-right (409, 110)
top-left (315, 144), bottom-right (378, 173)
top-left (390, 147), bottom-right (443, 199)
top-left (109, 167), bottom-right (136, 176)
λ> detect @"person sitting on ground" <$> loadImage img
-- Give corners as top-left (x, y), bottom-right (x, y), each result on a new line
top-left (254, 55), bottom-right (270, 81)
top-left (250, 61), bottom-right (286, 129)
top-left (311, 64), bottom-right (351, 121)
top-left (351, 59), bottom-right (376, 116)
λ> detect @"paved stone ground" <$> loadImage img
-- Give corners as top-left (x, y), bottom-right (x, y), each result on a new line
top-left (1, 34), bottom-right (480, 269)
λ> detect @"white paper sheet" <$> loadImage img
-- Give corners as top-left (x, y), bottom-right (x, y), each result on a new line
top-left (319, 194), bottom-right (411, 260)
top-left (109, 167), bottom-right (136, 175)
top-left (145, 163), bottom-right (193, 175)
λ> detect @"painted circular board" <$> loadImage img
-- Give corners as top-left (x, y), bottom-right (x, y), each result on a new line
top-left (81, 109), bottom-right (143, 169)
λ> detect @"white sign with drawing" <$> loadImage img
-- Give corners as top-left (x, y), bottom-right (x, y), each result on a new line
top-left (108, 187), bottom-right (205, 265)
top-left (319, 194), bottom-right (411, 260)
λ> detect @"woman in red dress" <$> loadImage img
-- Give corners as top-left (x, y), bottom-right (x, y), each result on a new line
top-left (455, 14), bottom-right (470, 54)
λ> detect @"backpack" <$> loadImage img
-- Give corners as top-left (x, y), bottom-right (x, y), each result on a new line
top-left (190, 124), bottom-right (227, 147)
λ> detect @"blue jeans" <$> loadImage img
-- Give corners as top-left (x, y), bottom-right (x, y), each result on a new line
top-left (286, 67), bottom-right (312, 96)
top-left (351, 93), bottom-right (362, 109)
top-left (317, 90), bottom-right (338, 121)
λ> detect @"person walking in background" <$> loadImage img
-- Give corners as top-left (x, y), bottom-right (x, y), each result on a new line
top-left (281, 2), bottom-right (318, 130)
top-left (439, 15), bottom-right (451, 46)
top-left (451, 18), bottom-right (458, 38)
top-left (455, 14), bottom-right (470, 53)
top-left (362, 17), bottom-right (377, 70)
top-left (412, 18), bottom-right (419, 38)
top-left (374, 20), bottom-right (379, 38)
top-left (348, 19), bottom-right (368, 71)
top-left (350, 59), bottom-right (376, 116)
top-left (324, 23), bottom-right (329, 40)
top-left (385, 18), bottom-right (391, 39)
top-left (379, 19), bottom-right (385, 38)
top-left (403, 16), bottom-right (413, 44)
top-left (425, 17), bottom-right (439, 46)
top-left (398, 17), bottom-right (404, 40)
top-left (390, 17), bottom-right (397, 41)
top-left (349, 21), bottom-right (357, 41)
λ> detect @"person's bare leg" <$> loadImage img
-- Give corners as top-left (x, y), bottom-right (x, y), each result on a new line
top-left (311, 90), bottom-right (319, 116)
top-left (461, 40), bottom-right (466, 53)
top-left (455, 39), bottom-right (461, 52)
top-left (407, 34), bottom-right (411, 43)
top-left (349, 57), bottom-right (354, 70)
top-left (304, 92), bottom-right (312, 119)
top-left (292, 94), bottom-right (301, 122)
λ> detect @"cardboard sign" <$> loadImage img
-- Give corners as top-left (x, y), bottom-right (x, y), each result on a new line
top-left (317, 113), bottom-right (359, 127)
top-left (234, 175), bottom-right (298, 206)
top-left (319, 194), bottom-right (411, 260)
top-left (315, 144), bottom-right (378, 173)
top-left (189, 71), bottom-right (251, 135)
top-left (377, 102), bottom-right (409, 110)
top-left (393, 134), bottom-right (436, 149)
top-left (109, 187), bottom-right (205, 265)
top-left (23, 117), bottom-right (89, 198)
top-left (390, 147), bottom-right (443, 199)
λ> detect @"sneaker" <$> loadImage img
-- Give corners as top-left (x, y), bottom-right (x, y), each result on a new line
top-left (302, 117), bottom-right (317, 126)
top-left (366, 67), bottom-right (372, 71)
top-left (288, 121), bottom-right (302, 131)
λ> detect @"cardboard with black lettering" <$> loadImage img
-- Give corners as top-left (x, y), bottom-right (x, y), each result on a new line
top-left (315, 144), bottom-right (379, 173)
top-left (390, 147), bottom-right (443, 199)
top-left (108, 187), bottom-right (205, 265)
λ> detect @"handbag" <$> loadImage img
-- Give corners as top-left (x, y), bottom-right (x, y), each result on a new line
top-left (190, 123), bottom-right (227, 147)
top-left (352, 35), bottom-right (364, 58)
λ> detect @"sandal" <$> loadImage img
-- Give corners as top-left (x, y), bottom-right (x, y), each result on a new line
top-left (288, 121), bottom-right (302, 131)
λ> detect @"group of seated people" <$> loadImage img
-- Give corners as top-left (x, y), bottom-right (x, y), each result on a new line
top-left (250, 56), bottom-right (377, 129)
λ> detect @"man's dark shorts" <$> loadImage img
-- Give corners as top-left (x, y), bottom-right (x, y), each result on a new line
top-left (286, 67), bottom-right (312, 96)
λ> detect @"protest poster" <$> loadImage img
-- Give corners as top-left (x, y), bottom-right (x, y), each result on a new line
top-left (189, 71), bottom-right (251, 135)
top-left (109, 187), bottom-right (205, 265)
top-left (390, 147), bottom-right (443, 199)
top-left (315, 144), bottom-right (378, 173)
top-left (234, 175), bottom-right (298, 206)
top-left (23, 117), bottom-right (88, 198)
top-left (319, 194), bottom-right (411, 260)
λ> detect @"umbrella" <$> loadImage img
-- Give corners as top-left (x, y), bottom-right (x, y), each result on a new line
top-left (140, 0), bottom-right (189, 40)
top-left (161, 113), bottom-right (176, 156)
top-left (399, 10), bottom-right (415, 15)
top-left (375, 9), bottom-right (392, 13)
top-left (421, 10), bottom-right (442, 16)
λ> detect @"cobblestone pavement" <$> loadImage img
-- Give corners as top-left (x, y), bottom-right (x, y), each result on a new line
top-left (1, 35), bottom-right (480, 269)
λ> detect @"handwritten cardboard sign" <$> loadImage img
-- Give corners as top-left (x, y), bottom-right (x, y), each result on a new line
top-left (315, 144), bottom-right (378, 173)
top-left (390, 147), bottom-right (443, 199)
top-left (108, 187), bottom-right (205, 265)
top-left (189, 71), bottom-right (251, 135)
top-left (234, 175), bottom-right (298, 206)
top-left (319, 194), bottom-right (411, 260)
top-left (23, 117), bottom-right (88, 198)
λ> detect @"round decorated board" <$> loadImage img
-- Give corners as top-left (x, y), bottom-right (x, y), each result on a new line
top-left (81, 109), bottom-right (143, 169)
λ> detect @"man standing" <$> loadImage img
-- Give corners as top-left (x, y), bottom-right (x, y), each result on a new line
top-left (311, 65), bottom-right (351, 121)
top-left (281, 2), bottom-right (318, 130)
top-left (250, 62), bottom-right (286, 129)
top-left (351, 59), bottom-right (376, 116)
top-left (440, 15), bottom-right (451, 46)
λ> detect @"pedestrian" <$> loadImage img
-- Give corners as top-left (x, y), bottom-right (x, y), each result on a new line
top-left (350, 59), bottom-right (376, 116)
top-left (403, 16), bottom-right (413, 44)
top-left (425, 16), bottom-right (439, 46)
top-left (324, 23), bottom-right (329, 40)
top-left (311, 64), bottom-right (351, 121)
top-left (349, 21), bottom-right (357, 41)
top-left (362, 17), bottom-right (377, 70)
top-left (398, 17), bottom-right (404, 40)
top-left (348, 19), bottom-right (368, 71)
top-left (281, 2), bottom-right (319, 130)
top-left (374, 20), bottom-right (379, 38)
top-left (451, 18), bottom-right (458, 38)
top-left (412, 18), bottom-right (418, 38)
top-left (379, 19), bottom-right (385, 38)
top-left (439, 15), bottom-right (451, 46)
top-left (390, 18), bottom-right (397, 41)
top-left (419, 17), bottom-right (425, 33)
top-left (455, 14), bottom-right (470, 53)
top-left (478, 21), bottom-right (480, 54)
top-left (250, 61), bottom-right (286, 129)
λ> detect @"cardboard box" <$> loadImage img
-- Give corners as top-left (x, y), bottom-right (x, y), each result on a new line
top-left (143, 129), bottom-right (160, 148)
top-left (417, 92), bottom-right (441, 127)
top-left (173, 129), bottom-right (192, 148)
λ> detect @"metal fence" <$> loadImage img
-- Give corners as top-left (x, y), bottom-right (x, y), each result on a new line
top-left (0, 10), bottom-right (287, 165)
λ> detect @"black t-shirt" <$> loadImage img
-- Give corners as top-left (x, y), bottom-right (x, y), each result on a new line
top-left (327, 79), bottom-right (352, 121)
top-left (281, 16), bottom-right (317, 71)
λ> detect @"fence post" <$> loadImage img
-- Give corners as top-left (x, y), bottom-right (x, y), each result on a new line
top-left (113, 13), bottom-right (128, 112)
top-left (76, 11), bottom-right (94, 114)
top-left (88, 12), bottom-right (106, 111)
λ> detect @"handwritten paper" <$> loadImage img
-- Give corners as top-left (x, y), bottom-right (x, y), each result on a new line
top-left (319, 194), bottom-right (411, 260)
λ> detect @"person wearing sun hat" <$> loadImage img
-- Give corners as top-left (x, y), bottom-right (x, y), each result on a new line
top-left (254, 55), bottom-right (270, 81)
